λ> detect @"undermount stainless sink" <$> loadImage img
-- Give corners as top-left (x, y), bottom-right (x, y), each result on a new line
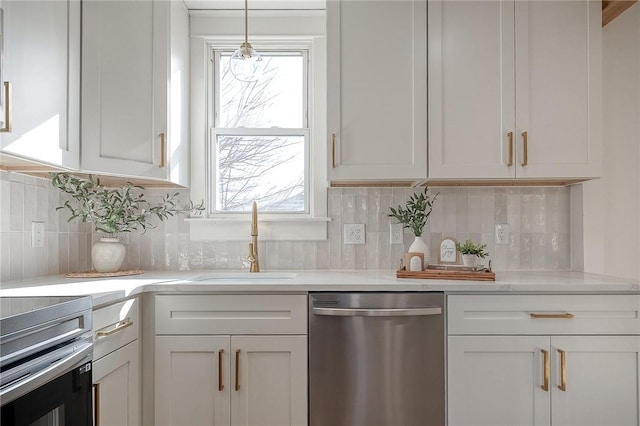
top-left (191, 272), bottom-right (297, 281)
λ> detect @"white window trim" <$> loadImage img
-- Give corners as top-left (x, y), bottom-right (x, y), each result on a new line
top-left (189, 34), bottom-right (328, 241)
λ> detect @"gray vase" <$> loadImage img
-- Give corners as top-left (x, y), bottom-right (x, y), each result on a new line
top-left (92, 237), bottom-right (126, 273)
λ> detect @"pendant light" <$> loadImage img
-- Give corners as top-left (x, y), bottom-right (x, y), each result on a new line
top-left (229, 0), bottom-right (263, 82)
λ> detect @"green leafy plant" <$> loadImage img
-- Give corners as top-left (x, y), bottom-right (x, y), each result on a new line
top-left (455, 239), bottom-right (489, 258)
top-left (51, 172), bottom-right (204, 235)
top-left (388, 188), bottom-right (439, 237)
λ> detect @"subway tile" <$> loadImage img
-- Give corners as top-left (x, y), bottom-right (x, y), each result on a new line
top-left (292, 241), bottom-right (306, 270)
top-left (68, 233), bottom-right (79, 273)
top-left (0, 232), bottom-right (10, 282)
top-left (58, 233), bottom-right (69, 274)
top-left (47, 232), bottom-right (59, 276)
top-left (164, 234), bottom-right (179, 270)
top-left (23, 184), bottom-right (37, 231)
top-left (187, 240), bottom-right (203, 271)
top-left (139, 233), bottom-right (154, 271)
top-left (9, 182), bottom-right (24, 231)
top-left (9, 232), bottom-right (23, 280)
top-left (315, 241), bottom-right (330, 269)
top-left (0, 180), bottom-right (10, 233)
top-left (36, 186), bottom-right (48, 222)
top-left (354, 194), bottom-right (367, 224)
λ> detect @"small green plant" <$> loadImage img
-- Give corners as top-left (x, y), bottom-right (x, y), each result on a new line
top-left (51, 172), bottom-right (204, 235)
top-left (388, 187), bottom-right (439, 237)
top-left (455, 239), bottom-right (489, 258)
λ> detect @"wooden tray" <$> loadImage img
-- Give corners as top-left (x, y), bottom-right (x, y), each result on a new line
top-left (65, 269), bottom-right (144, 278)
top-left (396, 268), bottom-right (495, 281)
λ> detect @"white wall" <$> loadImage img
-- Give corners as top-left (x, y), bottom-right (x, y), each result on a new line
top-left (582, 3), bottom-right (640, 280)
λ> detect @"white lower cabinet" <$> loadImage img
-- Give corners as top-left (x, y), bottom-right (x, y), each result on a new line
top-left (93, 340), bottom-right (140, 426)
top-left (447, 295), bottom-right (640, 426)
top-left (92, 298), bottom-right (140, 426)
top-left (154, 295), bottom-right (308, 426)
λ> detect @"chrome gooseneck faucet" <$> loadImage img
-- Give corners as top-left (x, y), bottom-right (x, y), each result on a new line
top-left (248, 201), bottom-right (260, 272)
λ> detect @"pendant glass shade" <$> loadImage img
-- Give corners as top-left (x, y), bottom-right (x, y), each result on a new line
top-left (230, 0), bottom-right (264, 82)
top-left (230, 42), bottom-right (264, 82)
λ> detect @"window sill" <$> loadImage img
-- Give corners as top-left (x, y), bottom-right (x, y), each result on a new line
top-left (185, 216), bottom-right (330, 241)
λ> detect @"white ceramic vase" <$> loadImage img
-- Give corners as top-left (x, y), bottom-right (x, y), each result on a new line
top-left (408, 235), bottom-right (430, 267)
top-left (461, 254), bottom-right (476, 267)
top-left (92, 237), bottom-right (126, 273)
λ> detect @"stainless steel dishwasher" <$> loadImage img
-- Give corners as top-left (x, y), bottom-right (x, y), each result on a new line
top-left (309, 292), bottom-right (445, 426)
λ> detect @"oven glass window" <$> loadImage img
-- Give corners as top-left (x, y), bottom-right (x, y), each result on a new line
top-left (32, 406), bottom-right (64, 426)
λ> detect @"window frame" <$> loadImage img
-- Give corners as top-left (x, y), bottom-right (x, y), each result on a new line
top-left (187, 29), bottom-right (328, 241)
top-left (210, 48), bottom-right (311, 215)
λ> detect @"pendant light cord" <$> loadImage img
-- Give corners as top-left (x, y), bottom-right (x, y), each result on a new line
top-left (244, 0), bottom-right (249, 45)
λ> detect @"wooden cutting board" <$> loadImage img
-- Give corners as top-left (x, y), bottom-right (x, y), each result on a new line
top-left (396, 268), bottom-right (495, 281)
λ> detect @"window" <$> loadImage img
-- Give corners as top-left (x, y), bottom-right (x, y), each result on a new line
top-left (211, 50), bottom-right (309, 214)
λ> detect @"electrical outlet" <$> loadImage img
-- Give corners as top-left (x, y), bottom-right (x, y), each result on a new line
top-left (389, 223), bottom-right (403, 244)
top-left (31, 221), bottom-right (45, 248)
top-left (344, 223), bottom-right (365, 244)
top-left (495, 224), bottom-right (509, 245)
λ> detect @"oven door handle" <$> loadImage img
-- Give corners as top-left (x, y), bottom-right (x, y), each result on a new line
top-left (312, 307), bottom-right (442, 317)
top-left (0, 341), bottom-right (92, 405)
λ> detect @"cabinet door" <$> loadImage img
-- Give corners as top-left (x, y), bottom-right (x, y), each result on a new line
top-left (448, 335), bottom-right (550, 426)
top-left (93, 340), bottom-right (140, 426)
top-left (550, 336), bottom-right (640, 426)
top-left (327, 0), bottom-right (427, 181)
top-left (231, 335), bottom-right (307, 426)
top-left (514, 0), bottom-right (602, 179)
top-left (0, 0), bottom-right (79, 169)
top-left (82, 0), bottom-right (168, 180)
top-left (155, 335), bottom-right (231, 426)
top-left (428, 0), bottom-right (515, 179)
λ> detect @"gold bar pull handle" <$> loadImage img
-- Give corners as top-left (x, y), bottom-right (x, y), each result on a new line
top-left (92, 383), bottom-right (101, 426)
top-left (521, 131), bottom-right (528, 166)
top-left (159, 132), bottom-right (166, 168)
top-left (558, 349), bottom-right (567, 391)
top-left (507, 132), bottom-right (514, 167)
top-left (95, 318), bottom-right (133, 338)
top-left (235, 349), bottom-right (241, 391)
top-left (530, 313), bottom-right (575, 319)
top-left (0, 81), bottom-right (12, 133)
top-left (218, 349), bottom-right (224, 391)
top-left (541, 349), bottom-right (549, 391)
top-left (331, 133), bottom-right (337, 168)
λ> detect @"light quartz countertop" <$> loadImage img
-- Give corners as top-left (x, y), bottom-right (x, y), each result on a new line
top-left (1, 270), bottom-right (639, 308)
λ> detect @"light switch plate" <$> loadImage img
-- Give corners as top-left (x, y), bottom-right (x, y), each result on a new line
top-left (495, 224), bottom-right (509, 245)
top-left (31, 221), bottom-right (45, 248)
top-left (344, 224), bottom-right (365, 244)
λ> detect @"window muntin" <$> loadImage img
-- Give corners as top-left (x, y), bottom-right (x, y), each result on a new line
top-left (211, 49), bottom-right (309, 214)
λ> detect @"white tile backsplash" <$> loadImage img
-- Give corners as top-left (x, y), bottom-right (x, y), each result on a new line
top-left (0, 170), bottom-right (573, 281)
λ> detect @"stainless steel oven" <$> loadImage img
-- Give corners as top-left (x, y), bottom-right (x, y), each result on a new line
top-left (1, 296), bottom-right (93, 426)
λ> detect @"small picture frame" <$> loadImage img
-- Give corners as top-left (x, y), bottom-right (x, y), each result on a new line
top-left (439, 237), bottom-right (459, 264)
top-left (404, 252), bottom-right (425, 271)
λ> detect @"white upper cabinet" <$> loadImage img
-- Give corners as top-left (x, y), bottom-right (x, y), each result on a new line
top-left (0, 0), bottom-right (80, 169)
top-left (429, 0), bottom-right (602, 181)
top-left (327, 0), bottom-right (427, 182)
top-left (82, 0), bottom-right (189, 186)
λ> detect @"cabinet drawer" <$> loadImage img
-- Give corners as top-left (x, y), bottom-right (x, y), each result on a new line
top-left (448, 295), bottom-right (640, 335)
top-left (93, 297), bottom-right (140, 360)
top-left (155, 295), bottom-right (307, 335)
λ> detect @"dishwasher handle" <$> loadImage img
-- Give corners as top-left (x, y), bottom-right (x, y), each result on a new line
top-left (312, 307), bottom-right (442, 317)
